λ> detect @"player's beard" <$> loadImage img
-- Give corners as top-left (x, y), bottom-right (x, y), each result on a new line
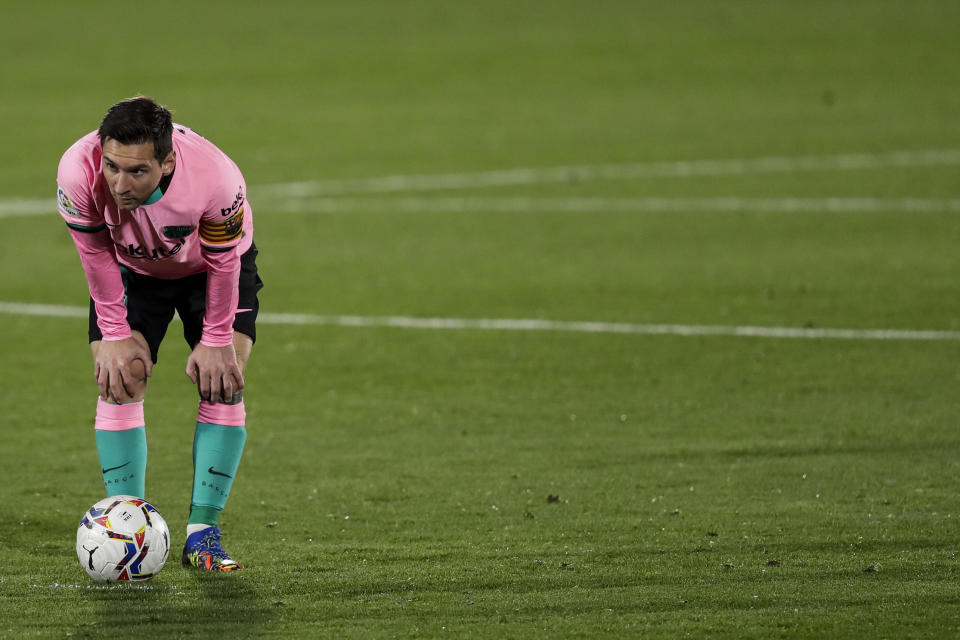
top-left (112, 191), bottom-right (142, 211)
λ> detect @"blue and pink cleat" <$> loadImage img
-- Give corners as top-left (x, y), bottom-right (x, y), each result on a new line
top-left (181, 526), bottom-right (242, 572)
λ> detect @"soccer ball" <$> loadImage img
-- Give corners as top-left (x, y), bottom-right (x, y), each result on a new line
top-left (76, 495), bottom-right (170, 582)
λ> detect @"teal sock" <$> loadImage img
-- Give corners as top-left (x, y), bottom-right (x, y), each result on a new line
top-left (189, 422), bottom-right (246, 525)
top-left (95, 427), bottom-right (147, 498)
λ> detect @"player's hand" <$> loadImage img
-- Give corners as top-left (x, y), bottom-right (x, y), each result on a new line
top-left (94, 337), bottom-right (153, 402)
top-left (186, 342), bottom-right (244, 404)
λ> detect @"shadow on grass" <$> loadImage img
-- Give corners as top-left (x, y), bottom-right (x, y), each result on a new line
top-left (0, 503), bottom-right (277, 637)
top-left (85, 569), bottom-right (277, 638)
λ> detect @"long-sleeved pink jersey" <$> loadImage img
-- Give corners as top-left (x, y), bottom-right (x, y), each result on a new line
top-left (57, 125), bottom-right (254, 347)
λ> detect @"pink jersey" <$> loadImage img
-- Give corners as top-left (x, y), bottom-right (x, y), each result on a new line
top-left (57, 126), bottom-right (254, 346)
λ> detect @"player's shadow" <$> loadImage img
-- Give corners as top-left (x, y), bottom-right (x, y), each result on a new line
top-left (88, 569), bottom-right (276, 638)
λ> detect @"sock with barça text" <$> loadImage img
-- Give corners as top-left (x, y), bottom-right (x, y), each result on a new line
top-left (94, 398), bottom-right (147, 499)
top-left (188, 399), bottom-right (246, 529)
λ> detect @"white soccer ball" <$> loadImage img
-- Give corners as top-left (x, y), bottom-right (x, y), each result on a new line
top-left (76, 495), bottom-right (170, 582)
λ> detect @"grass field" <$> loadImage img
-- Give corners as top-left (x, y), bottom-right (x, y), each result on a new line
top-left (2, 1), bottom-right (960, 637)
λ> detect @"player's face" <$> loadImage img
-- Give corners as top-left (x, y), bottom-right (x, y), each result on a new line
top-left (101, 138), bottom-right (175, 211)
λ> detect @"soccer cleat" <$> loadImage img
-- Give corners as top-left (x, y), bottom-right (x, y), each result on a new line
top-left (181, 526), bottom-right (243, 571)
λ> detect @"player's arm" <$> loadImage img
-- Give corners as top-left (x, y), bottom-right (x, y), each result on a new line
top-left (185, 199), bottom-right (246, 404)
top-left (58, 176), bottom-right (152, 400)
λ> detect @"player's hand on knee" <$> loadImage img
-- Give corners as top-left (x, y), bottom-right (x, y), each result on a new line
top-left (186, 342), bottom-right (245, 404)
top-left (94, 337), bottom-right (151, 402)
top-left (219, 370), bottom-right (244, 405)
top-left (103, 358), bottom-right (148, 403)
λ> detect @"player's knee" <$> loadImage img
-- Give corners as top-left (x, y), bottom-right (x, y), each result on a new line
top-left (106, 358), bottom-right (148, 404)
top-left (128, 358), bottom-right (148, 384)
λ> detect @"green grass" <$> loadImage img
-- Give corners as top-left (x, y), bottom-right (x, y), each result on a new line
top-left (2, 1), bottom-right (960, 637)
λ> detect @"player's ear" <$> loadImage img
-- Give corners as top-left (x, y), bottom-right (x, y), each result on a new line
top-left (161, 150), bottom-right (176, 176)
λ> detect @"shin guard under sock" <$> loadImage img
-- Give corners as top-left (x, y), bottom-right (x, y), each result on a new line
top-left (189, 400), bottom-right (246, 526)
top-left (94, 398), bottom-right (147, 498)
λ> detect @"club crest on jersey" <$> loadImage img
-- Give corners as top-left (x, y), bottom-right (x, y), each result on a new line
top-left (200, 207), bottom-right (244, 245)
top-left (162, 224), bottom-right (195, 239)
top-left (57, 187), bottom-right (80, 216)
top-left (223, 210), bottom-right (244, 237)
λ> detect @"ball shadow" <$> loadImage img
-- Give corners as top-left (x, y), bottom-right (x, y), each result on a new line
top-left (86, 568), bottom-right (276, 637)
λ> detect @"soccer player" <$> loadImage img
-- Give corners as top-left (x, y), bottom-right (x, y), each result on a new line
top-left (57, 96), bottom-right (263, 572)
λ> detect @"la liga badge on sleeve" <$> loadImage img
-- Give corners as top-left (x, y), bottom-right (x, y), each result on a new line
top-left (57, 187), bottom-right (80, 216)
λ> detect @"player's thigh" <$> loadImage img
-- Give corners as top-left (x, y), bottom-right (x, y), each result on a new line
top-left (234, 331), bottom-right (253, 374)
top-left (232, 242), bottom-right (262, 376)
top-left (88, 270), bottom-right (177, 364)
top-left (178, 244), bottom-right (262, 364)
top-left (89, 330), bottom-right (151, 358)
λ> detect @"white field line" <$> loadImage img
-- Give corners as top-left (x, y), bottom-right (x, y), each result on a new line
top-left (264, 196), bottom-right (960, 214)
top-left (255, 149), bottom-right (960, 197)
top-left (3, 149), bottom-right (960, 217)
top-left (7, 196), bottom-right (960, 218)
top-left (2, 302), bottom-right (958, 342)
top-left (0, 199), bottom-right (53, 216)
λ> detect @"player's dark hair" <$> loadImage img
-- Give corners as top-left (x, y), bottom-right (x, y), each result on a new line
top-left (98, 96), bottom-right (174, 163)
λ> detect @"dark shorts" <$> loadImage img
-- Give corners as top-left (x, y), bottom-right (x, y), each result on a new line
top-left (89, 243), bottom-right (264, 363)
